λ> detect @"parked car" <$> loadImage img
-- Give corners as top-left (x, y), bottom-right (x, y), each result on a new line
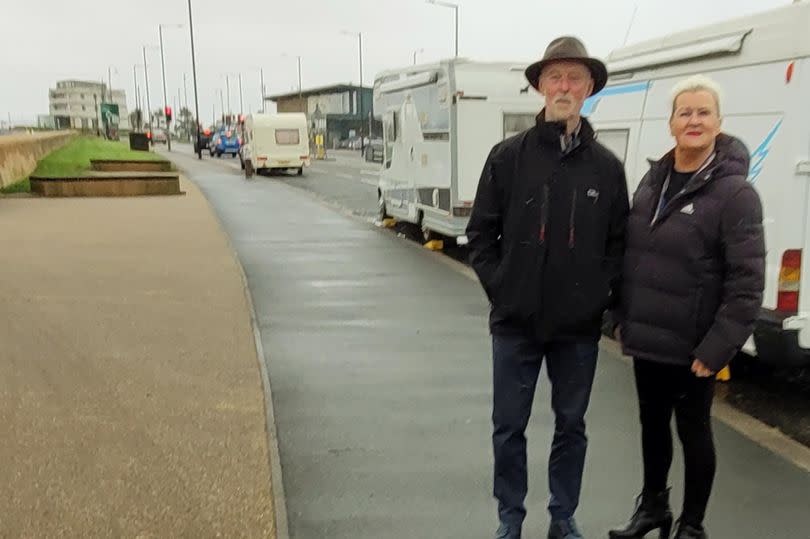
top-left (152, 128), bottom-right (167, 144)
top-left (194, 128), bottom-right (212, 153)
top-left (210, 130), bottom-right (241, 158)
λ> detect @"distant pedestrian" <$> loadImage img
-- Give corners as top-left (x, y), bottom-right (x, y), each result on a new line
top-left (467, 36), bottom-right (629, 539)
top-left (608, 75), bottom-right (765, 539)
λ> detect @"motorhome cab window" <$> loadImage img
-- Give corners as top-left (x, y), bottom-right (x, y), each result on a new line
top-left (275, 129), bottom-right (300, 145)
top-left (594, 129), bottom-right (630, 164)
top-left (503, 113), bottom-right (536, 139)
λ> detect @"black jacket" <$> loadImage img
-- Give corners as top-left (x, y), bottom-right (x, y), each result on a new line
top-left (466, 113), bottom-right (629, 341)
top-left (619, 134), bottom-right (766, 372)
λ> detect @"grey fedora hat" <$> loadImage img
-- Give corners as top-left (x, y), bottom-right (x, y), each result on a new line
top-left (525, 36), bottom-right (608, 96)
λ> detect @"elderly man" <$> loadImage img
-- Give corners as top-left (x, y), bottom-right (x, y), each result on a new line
top-left (466, 36), bottom-right (629, 539)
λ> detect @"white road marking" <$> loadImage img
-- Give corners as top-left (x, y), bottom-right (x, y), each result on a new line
top-left (361, 178), bottom-right (378, 187)
top-left (336, 173), bottom-right (354, 180)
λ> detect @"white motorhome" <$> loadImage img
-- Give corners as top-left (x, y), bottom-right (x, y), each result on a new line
top-left (373, 59), bottom-right (541, 241)
top-left (587, 2), bottom-right (810, 366)
top-left (240, 113), bottom-right (310, 178)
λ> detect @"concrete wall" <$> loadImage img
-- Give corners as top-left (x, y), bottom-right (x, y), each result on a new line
top-left (0, 131), bottom-right (76, 188)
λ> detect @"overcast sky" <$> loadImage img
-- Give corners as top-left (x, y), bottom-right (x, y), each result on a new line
top-left (0, 0), bottom-right (791, 125)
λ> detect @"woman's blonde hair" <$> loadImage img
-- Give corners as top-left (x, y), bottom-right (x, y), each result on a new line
top-left (670, 75), bottom-right (723, 117)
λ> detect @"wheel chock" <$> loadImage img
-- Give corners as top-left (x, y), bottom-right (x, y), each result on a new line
top-left (381, 218), bottom-right (397, 228)
top-left (716, 366), bottom-right (731, 382)
top-left (424, 239), bottom-right (444, 251)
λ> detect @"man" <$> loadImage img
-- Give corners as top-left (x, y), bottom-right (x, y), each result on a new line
top-left (466, 36), bottom-right (629, 539)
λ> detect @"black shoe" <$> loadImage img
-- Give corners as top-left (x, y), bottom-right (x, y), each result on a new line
top-left (672, 519), bottom-right (707, 539)
top-left (608, 489), bottom-right (673, 539)
top-left (495, 522), bottom-right (521, 539)
top-left (548, 517), bottom-right (584, 539)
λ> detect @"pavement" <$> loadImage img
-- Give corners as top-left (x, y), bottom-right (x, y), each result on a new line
top-left (0, 178), bottom-right (275, 537)
top-left (5, 140), bottom-right (809, 538)
top-left (165, 148), bottom-right (810, 539)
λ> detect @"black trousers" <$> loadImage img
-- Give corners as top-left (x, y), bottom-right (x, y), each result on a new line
top-left (633, 358), bottom-right (716, 527)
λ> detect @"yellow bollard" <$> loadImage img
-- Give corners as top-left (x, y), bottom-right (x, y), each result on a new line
top-left (716, 366), bottom-right (731, 382)
top-left (424, 239), bottom-right (444, 251)
top-left (381, 218), bottom-right (397, 228)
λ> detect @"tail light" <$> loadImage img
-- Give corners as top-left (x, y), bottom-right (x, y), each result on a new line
top-left (452, 200), bottom-right (474, 217)
top-left (299, 155), bottom-right (309, 160)
top-left (777, 249), bottom-right (802, 312)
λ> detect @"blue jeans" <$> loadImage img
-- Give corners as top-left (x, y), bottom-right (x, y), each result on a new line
top-left (492, 334), bottom-right (598, 526)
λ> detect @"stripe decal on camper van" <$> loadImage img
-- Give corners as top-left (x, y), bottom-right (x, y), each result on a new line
top-left (581, 81), bottom-right (651, 116)
top-left (748, 119), bottom-right (783, 184)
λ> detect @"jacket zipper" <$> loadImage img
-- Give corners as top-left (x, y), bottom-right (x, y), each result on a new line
top-left (568, 189), bottom-right (577, 248)
top-left (539, 184), bottom-right (550, 244)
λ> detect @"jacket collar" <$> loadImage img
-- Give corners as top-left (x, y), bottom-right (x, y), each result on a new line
top-left (533, 109), bottom-right (594, 151)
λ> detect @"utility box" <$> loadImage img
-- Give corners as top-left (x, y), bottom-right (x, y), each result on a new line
top-left (129, 132), bottom-right (150, 152)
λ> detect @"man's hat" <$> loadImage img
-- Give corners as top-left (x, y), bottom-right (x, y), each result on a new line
top-left (525, 36), bottom-right (608, 96)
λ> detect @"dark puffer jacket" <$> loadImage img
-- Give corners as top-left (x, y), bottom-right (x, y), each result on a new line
top-left (619, 134), bottom-right (766, 372)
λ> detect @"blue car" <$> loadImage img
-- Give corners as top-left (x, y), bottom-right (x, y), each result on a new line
top-left (209, 130), bottom-right (241, 158)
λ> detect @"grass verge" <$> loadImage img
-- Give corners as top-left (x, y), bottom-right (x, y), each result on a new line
top-left (1, 136), bottom-right (166, 193)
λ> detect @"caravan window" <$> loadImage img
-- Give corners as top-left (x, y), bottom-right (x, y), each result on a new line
top-left (595, 129), bottom-right (630, 164)
top-left (275, 129), bottom-right (300, 145)
top-left (503, 114), bottom-right (536, 139)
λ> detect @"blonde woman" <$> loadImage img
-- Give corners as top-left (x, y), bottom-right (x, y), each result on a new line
top-left (610, 76), bottom-right (765, 539)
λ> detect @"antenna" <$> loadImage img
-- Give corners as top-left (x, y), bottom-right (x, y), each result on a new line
top-left (622, 4), bottom-right (638, 46)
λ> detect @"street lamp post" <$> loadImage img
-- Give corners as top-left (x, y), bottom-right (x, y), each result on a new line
top-left (341, 30), bottom-right (365, 152)
top-left (142, 46), bottom-right (153, 135)
top-left (238, 73), bottom-right (244, 117)
top-left (132, 64), bottom-right (141, 130)
top-left (260, 68), bottom-right (265, 112)
top-left (159, 23), bottom-right (183, 151)
top-left (186, 0), bottom-right (203, 159)
top-left (426, 0), bottom-right (459, 58)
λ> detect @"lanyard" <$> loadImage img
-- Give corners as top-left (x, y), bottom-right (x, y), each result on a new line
top-left (651, 152), bottom-right (716, 226)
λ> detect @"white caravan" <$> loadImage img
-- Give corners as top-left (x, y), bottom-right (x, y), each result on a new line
top-left (373, 59), bottom-right (541, 241)
top-left (241, 113), bottom-right (310, 177)
top-left (586, 2), bottom-right (810, 365)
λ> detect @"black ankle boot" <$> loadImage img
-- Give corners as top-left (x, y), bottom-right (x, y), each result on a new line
top-left (672, 519), bottom-right (707, 539)
top-left (608, 489), bottom-right (673, 539)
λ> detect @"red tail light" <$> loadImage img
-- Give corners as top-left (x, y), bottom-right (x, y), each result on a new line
top-left (777, 249), bottom-right (802, 312)
top-left (299, 155), bottom-right (309, 160)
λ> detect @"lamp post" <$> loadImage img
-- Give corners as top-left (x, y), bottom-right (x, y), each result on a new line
top-left (186, 0), bottom-right (203, 159)
top-left (341, 30), bottom-right (365, 152)
top-left (426, 0), bottom-right (459, 58)
top-left (132, 64), bottom-right (141, 130)
top-left (142, 46), bottom-right (155, 135)
top-left (159, 23), bottom-right (183, 151)
top-left (413, 48), bottom-right (425, 65)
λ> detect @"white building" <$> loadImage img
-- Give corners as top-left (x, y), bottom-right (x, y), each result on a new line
top-left (49, 80), bottom-right (129, 131)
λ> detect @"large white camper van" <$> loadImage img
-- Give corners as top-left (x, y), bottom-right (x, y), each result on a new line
top-left (372, 59), bottom-right (540, 241)
top-left (587, 2), bottom-right (810, 366)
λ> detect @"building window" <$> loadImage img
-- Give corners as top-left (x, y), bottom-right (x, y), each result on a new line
top-left (82, 105), bottom-right (86, 111)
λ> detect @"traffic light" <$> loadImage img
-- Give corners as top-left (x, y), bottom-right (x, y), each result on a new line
top-left (164, 106), bottom-right (173, 123)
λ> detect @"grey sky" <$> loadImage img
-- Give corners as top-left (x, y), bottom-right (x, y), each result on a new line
top-left (1, 0), bottom-right (789, 125)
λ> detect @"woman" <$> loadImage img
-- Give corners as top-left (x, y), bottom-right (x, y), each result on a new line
top-left (609, 75), bottom-right (765, 539)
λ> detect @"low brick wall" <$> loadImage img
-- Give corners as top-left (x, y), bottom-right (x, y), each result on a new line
top-left (0, 132), bottom-right (77, 189)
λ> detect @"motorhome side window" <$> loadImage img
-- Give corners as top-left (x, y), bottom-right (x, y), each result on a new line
top-left (275, 129), bottom-right (300, 145)
top-left (503, 114), bottom-right (536, 139)
top-left (594, 129), bottom-right (630, 164)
